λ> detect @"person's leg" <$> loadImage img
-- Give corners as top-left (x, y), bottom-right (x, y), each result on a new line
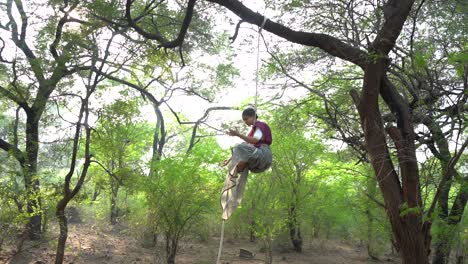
top-left (229, 161), bottom-right (248, 179)
top-left (229, 143), bottom-right (252, 178)
top-left (236, 161), bottom-right (248, 172)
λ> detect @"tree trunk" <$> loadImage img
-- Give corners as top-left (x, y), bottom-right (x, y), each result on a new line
top-left (288, 205), bottom-right (302, 252)
top-left (55, 203), bottom-right (68, 264)
top-left (354, 60), bottom-right (429, 264)
top-left (25, 115), bottom-right (42, 240)
top-left (288, 165), bottom-right (303, 252)
top-left (54, 95), bottom-right (92, 264)
top-left (289, 224), bottom-right (302, 253)
top-left (433, 241), bottom-right (449, 264)
top-left (91, 185), bottom-right (100, 201)
top-left (249, 219), bottom-right (256, 242)
top-left (110, 181), bottom-right (119, 225)
top-left (165, 234), bottom-right (178, 264)
top-left (264, 235), bottom-right (273, 264)
top-left (366, 172), bottom-right (378, 259)
top-left (366, 209), bottom-right (378, 260)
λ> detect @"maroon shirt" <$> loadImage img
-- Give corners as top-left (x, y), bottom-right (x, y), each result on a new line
top-left (247, 120), bottom-right (273, 147)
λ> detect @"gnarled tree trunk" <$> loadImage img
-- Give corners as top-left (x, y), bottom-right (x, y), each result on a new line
top-left (352, 58), bottom-right (430, 264)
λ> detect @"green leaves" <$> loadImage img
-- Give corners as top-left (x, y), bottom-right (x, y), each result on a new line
top-left (214, 63), bottom-right (240, 88)
top-left (413, 49), bottom-right (432, 72)
top-left (448, 48), bottom-right (468, 78)
top-left (399, 203), bottom-right (422, 217)
top-left (143, 153), bottom-right (218, 247)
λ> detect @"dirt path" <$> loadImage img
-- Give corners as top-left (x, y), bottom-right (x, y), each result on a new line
top-left (1, 224), bottom-right (397, 264)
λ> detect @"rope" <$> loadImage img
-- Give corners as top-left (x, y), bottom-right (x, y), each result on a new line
top-left (216, 15), bottom-right (267, 264)
top-left (216, 219), bottom-right (226, 264)
top-left (254, 16), bottom-right (268, 112)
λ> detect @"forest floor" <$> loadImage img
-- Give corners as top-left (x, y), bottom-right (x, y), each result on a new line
top-left (1, 222), bottom-right (399, 264)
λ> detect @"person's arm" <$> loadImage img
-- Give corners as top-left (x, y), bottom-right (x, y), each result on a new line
top-left (228, 129), bottom-right (260, 144)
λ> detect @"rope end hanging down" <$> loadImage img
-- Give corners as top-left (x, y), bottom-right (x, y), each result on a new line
top-left (216, 219), bottom-right (226, 264)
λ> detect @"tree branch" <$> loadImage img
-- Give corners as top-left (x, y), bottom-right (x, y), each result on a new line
top-left (6, 0), bottom-right (45, 83)
top-left (0, 85), bottom-right (29, 110)
top-left (425, 138), bottom-right (468, 220)
top-left (125, 0), bottom-right (196, 48)
top-left (0, 138), bottom-right (26, 166)
top-left (49, 2), bottom-right (80, 59)
top-left (365, 193), bottom-right (386, 208)
top-left (373, 0), bottom-right (415, 54)
top-left (229, 19), bottom-right (245, 43)
top-left (207, 0), bottom-right (368, 68)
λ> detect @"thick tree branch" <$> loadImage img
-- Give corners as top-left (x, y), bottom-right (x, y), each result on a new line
top-left (381, 75), bottom-right (412, 136)
top-left (0, 138), bottom-right (26, 166)
top-left (0, 85), bottom-right (29, 110)
top-left (207, 0), bottom-right (368, 68)
top-left (0, 37), bottom-right (13, 63)
top-left (229, 19), bottom-right (244, 43)
top-left (187, 107), bottom-right (235, 154)
top-left (373, 0), bottom-right (415, 54)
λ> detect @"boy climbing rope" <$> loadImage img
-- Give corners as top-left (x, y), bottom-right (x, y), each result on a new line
top-left (220, 108), bottom-right (272, 220)
top-left (225, 108), bottom-right (273, 178)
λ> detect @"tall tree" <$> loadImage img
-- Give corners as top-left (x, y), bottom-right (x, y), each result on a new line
top-left (54, 71), bottom-right (96, 264)
top-left (390, 2), bottom-right (467, 262)
top-left (91, 97), bottom-right (153, 225)
top-left (0, 0), bottom-right (153, 239)
top-left (0, 0), bottom-right (91, 239)
top-left (144, 138), bottom-right (223, 264)
top-left (119, 1), bottom-right (467, 263)
top-left (269, 106), bottom-right (324, 252)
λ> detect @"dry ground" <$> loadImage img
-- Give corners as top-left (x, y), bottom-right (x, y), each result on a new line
top-left (0, 223), bottom-right (399, 264)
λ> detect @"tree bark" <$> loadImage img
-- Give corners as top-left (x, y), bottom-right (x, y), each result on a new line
top-left (110, 182), bottom-right (119, 225)
top-left (354, 59), bottom-right (429, 264)
top-left (288, 205), bottom-right (302, 252)
top-left (55, 204), bottom-right (68, 264)
top-left (366, 173), bottom-right (378, 259)
top-left (165, 234), bottom-right (178, 264)
top-left (54, 86), bottom-right (93, 264)
top-left (25, 113), bottom-right (42, 239)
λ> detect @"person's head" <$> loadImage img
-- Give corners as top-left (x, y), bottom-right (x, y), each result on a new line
top-left (242, 108), bottom-right (258, 126)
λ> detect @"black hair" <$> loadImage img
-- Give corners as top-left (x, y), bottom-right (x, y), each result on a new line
top-left (242, 108), bottom-right (258, 119)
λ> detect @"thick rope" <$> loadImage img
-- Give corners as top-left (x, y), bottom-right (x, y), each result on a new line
top-left (216, 219), bottom-right (226, 264)
top-left (254, 16), bottom-right (268, 112)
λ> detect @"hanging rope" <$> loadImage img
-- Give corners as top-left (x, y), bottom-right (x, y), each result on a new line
top-left (254, 16), bottom-right (268, 112)
top-left (216, 219), bottom-right (226, 264)
top-left (216, 16), bottom-right (268, 264)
